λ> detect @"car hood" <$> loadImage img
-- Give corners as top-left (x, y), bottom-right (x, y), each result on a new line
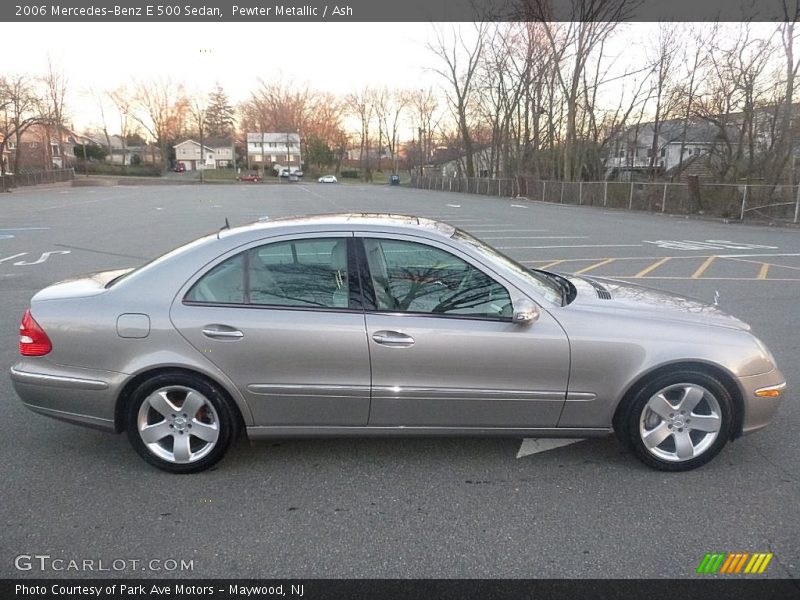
top-left (566, 275), bottom-right (751, 331)
top-left (32, 268), bottom-right (134, 302)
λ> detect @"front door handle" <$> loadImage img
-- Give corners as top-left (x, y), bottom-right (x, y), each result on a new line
top-left (202, 325), bottom-right (244, 340)
top-left (372, 330), bottom-right (415, 347)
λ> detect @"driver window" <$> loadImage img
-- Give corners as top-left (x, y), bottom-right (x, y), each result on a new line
top-left (362, 238), bottom-right (511, 318)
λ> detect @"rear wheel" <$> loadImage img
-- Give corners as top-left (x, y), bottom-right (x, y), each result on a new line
top-left (621, 370), bottom-right (732, 471)
top-left (125, 373), bottom-right (238, 473)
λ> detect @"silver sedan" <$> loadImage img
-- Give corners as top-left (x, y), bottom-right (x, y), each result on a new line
top-left (11, 214), bottom-right (786, 473)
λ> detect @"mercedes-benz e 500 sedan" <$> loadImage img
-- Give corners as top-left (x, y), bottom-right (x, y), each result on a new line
top-left (11, 214), bottom-right (786, 473)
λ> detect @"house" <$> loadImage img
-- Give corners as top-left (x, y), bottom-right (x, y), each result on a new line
top-left (424, 145), bottom-right (493, 178)
top-left (247, 133), bottom-right (301, 172)
top-left (205, 137), bottom-right (235, 168)
top-left (86, 134), bottom-right (145, 166)
top-left (11, 124), bottom-right (97, 171)
top-left (174, 139), bottom-right (216, 171)
top-left (605, 119), bottom-right (718, 179)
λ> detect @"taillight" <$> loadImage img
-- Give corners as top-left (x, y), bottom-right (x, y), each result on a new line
top-left (19, 309), bottom-right (52, 356)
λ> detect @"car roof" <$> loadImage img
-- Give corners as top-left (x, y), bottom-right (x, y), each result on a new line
top-left (219, 213), bottom-right (457, 240)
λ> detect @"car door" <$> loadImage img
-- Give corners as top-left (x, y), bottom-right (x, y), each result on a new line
top-left (170, 234), bottom-right (372, 426)
top-left (356, 234), bottom-right (570, 428)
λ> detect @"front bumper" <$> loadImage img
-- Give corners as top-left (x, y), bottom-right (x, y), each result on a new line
top-left (738, 368), bottom-right (787, 436)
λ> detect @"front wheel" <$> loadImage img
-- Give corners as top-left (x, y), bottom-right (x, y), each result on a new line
top-left (125, 373), bottom-right (238, 473)
top-left (621, 371), bottom-right (733, 471)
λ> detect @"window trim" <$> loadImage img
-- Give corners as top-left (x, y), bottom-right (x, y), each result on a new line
top-left (353, 234), bottom-right (515, 323)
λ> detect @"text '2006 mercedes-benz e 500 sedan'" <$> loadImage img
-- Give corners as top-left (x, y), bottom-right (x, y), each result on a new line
top-left (11, 214), bottom-right (786, 473)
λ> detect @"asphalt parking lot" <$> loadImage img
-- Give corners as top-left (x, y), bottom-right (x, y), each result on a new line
top-left (1, 180), bottom-right (798, 579)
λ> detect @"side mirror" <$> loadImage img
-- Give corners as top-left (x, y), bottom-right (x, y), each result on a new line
top-left (512, 299), bottom-right (539, 325)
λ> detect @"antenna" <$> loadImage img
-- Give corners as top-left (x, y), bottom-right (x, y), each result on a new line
top-left (217, 217), bottom-right (231, 239)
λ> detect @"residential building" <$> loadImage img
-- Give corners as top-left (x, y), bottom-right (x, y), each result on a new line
top-left (247, 133), bottom-right (301, 172)
top-left (605, 119), bottom-right (717, 179)
top-left (175, 139), bottom-right (216, 171)
top-left (205, 137), bottom-right (235, 168)
top-left (11, 124), bottom-right (96, 171)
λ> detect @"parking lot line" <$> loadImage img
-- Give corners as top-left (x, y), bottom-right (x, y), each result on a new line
top-left (573, 258), bottom-right (616, 275)
top-left (633, 257), bottom-right (671, 278)
top-left (538, 259), bottom-right (566, 270)
top-left (691, 256), bottom-right (717, 279)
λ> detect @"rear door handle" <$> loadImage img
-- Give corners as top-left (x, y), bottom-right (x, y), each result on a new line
top-left (372, 330), bottom-right (415, 347)
top-left (202, 325), bottom-right (244, 340)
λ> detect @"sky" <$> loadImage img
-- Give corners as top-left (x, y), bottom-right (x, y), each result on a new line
top-left (4, 22), bottom-right (448, 132)
top-left (2, 21), bottom-right (787, 137)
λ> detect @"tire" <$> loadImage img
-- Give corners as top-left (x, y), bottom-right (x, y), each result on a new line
top-left (620, 370), bottom-right (733, 471)
top-left (125, 372), bottom-right (238, 473)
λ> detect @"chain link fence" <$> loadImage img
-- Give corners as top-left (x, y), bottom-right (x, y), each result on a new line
top-left (0, 169), bottom-right (75, 192)
top-left (411, 175), bottom-right (800, 224)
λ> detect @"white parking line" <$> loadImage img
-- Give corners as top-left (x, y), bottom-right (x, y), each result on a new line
top-left (517, 438), bottom-right (585, 458)
top-left (498, 244), bottom-right (643, 250)
top-left (468, 229), bottom-right (550, 233)
top-left (481, 236), bottom-right (588, 240)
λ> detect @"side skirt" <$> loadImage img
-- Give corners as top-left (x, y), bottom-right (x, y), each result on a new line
top-left (246, 426), bottom-right (611, 439)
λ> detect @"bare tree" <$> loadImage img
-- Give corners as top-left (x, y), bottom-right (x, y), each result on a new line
top-left (0, 74), bottom-right (41, 174)
top-left (373, 87), bottom-right (409, 173)
top-left (346, 87), bottom-right (375, 182)
top-left (696, 24), bottom-right (777, 182)
top-left (645, 23), bottom-right (680, 178)
top-left (673, 24), bottom-right (715, 179)
top-left (41, 59), bottom-right (69, 169)
top-left (531, 0), bottom-right (631, 180)
top-left (108, 86), bottom-right (134, 166)
top-left (429, 23), bottom-right (487, 178)
top-left (409, 88), bottom-right (440, 174)
top-left (130, 78), bottom-right (189, 170)
top-left (775, 1), bottom-right (800, 184)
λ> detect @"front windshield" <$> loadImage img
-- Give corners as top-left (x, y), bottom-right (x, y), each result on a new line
top-left (453, 229), bottom-right (563, 305)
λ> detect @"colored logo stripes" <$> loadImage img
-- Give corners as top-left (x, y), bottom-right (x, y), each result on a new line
top-left (697, 552), bottom-right (773, 574)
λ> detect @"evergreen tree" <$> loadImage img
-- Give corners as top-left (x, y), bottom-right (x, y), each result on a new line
top-left (204, 83), bottom-right (235, 138)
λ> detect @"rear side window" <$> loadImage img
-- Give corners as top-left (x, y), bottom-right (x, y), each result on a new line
top-left (184, 254), bottom-right (245, 304)
top-left (185, 238), bottom-right (350, 309)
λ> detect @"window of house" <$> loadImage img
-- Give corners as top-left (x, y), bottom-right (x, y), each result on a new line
top-left (362, 238), bottom-right (511, 319)
top-left (660, 148), bottom-right (666, 157)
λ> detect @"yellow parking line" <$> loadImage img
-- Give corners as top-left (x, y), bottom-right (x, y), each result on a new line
top-left (691, 256), bottom-right (717, 279)
top-left (573, 258), bottom-right (616, 275)
top-left (758, 263), bottom-right (770, 279)
top-left (633, 257), bottom-right (671, 278)
top-left (538, 259), bottom-right (566, 270)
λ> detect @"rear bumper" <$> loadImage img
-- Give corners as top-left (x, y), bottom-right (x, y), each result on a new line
top-left (10, 363), bottom-right (123, 432)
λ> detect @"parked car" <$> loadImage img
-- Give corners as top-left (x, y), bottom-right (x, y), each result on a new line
top-left (280, 168), bottom-right (303, 178)
top-left (237, 173), bottom-right (262, 182)
top-left (389, 174), bottom-right (400, 185)
top-left (173, 162), bottom-right (186, 173)
top-left (11, 214), bottom-right (785, 473)
top-left (318, 175), bottom-right (338, 183)
top-left (288, 173), bottom-right (300, 182)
